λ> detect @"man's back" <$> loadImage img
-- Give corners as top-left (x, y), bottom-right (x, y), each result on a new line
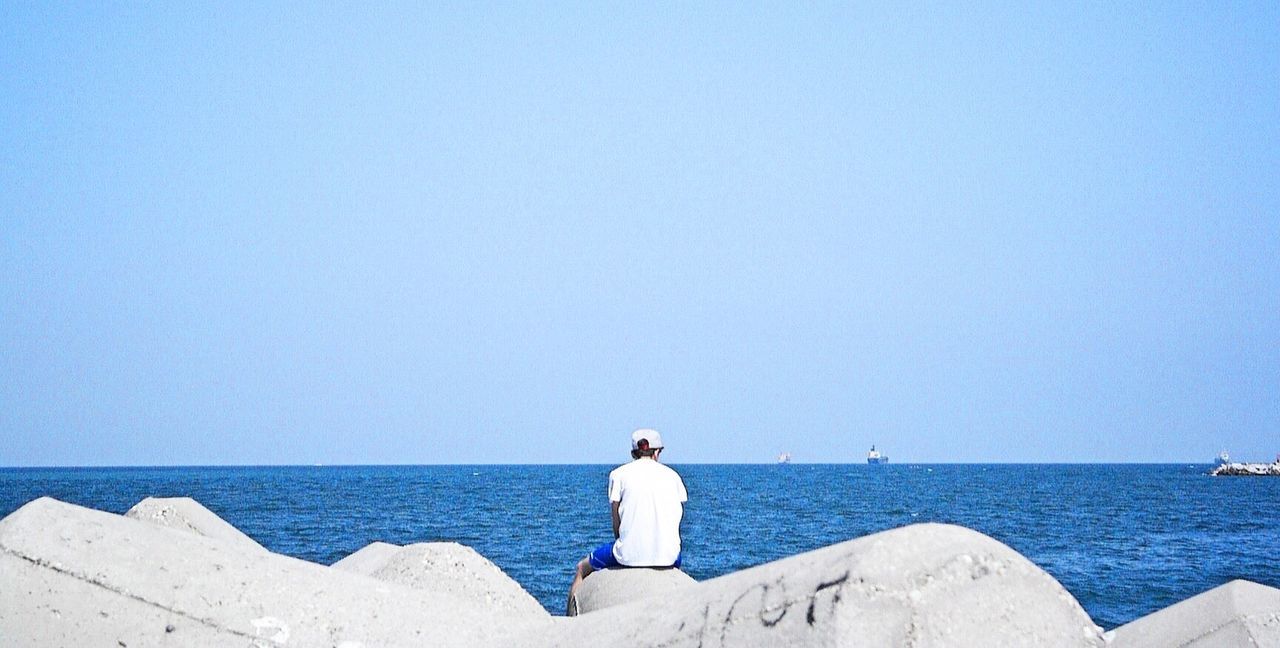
top-left (609, 459), bottom-right (687, 567)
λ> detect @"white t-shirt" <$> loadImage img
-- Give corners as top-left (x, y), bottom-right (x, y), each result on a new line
top-left (609, 458), bottom-right (688, 566)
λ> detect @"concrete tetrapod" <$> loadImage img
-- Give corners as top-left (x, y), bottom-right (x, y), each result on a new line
top-left (125, 496), bottom-right (267, 553)
top-left (525, 523), bottom-right (1106, 648)
top-left (0, 497), bottom-right (550, 647)
top-left (1107, 579), bottom-right (1280, 647)
top-left (351, 542), bottom-right (549, 620)
top-left (330, 540), bottom-right (404, 575)
top-left (569, 567), bottom-right (697, 616)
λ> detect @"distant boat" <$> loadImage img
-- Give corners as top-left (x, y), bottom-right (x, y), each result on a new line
top-left (867, 445), bottom-right (889, 465)
top-left (777, 452), bottom-right (792, 464)
top-left (1216, 450), bottom-right (1230, 465)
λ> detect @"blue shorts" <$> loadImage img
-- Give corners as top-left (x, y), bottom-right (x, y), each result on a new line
top-left (588, 541), bottom-right (682, 571)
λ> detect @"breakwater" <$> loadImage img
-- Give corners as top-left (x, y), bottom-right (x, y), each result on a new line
top-left (1211, 461), bottom-right (1280, 476)
top-left (2, 496), bottom-right (1277, 646)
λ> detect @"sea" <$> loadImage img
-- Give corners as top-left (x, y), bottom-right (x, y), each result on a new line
top-left (2, 463), bottom-right (1276, 629)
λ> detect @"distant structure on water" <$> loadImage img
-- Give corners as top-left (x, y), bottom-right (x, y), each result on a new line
top-left (1209, 450), bottom-right (1280, 476)
top-left (867, 445), bottom-right (888, 465)
top-left (776, 452), bottom-right (792, 464)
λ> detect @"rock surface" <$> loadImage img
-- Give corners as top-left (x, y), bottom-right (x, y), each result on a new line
top-left (362, 542), bottom-right (548, 620)
top-left (125, 496), bottom-right (267, 552)
top-left (521, 523), bottom-right (1108, 648)
top-left (331, 540), bottom-right (404, 574)
top-left (569, 567), bottom-right (697, 616)
top-left (0, 497), bottom-right (547, 647)
top-left (1108, 580), bottom-right (1280, 647)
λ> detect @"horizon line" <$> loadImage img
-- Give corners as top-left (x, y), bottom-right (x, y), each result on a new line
top-left (0, 460), bottom-right (1241, 469)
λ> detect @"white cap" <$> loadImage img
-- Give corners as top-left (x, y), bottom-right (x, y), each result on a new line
top-left (631, 428), bottom-right (664, 451)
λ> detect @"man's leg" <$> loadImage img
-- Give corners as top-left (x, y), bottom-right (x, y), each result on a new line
top-left (566, 556), bottom-right (595, 615)
top-left (566, 541), bottom-right (617, 615)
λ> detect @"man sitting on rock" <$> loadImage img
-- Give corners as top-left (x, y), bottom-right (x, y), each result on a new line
top-left (567, 428), bottom-right (688, 614)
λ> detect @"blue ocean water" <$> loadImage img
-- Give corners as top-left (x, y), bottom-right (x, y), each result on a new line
top-left (1, 463), bottom-right (1276, 628)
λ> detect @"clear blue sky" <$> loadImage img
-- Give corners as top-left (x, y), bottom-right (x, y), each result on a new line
top-left (3, 2), bottom-right (1277, 465)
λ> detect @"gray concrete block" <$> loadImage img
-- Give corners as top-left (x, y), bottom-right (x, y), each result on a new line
top-left (568, 567), bottom-right (697, 616)
top-left (528, 523), bottom-right (1106, 648)
top-left (125, 496), bottom-right (266, 552)
top-left (0, 497), bottom-right (549, 647)
top-left (0, 550), bottom-right (231, 647)
top-left (1107, 579), bottom-right (1280, 647)
top-left (330, 540), bottom-right (403, 575)
top-left (364, 542), bottom-right (549, 620)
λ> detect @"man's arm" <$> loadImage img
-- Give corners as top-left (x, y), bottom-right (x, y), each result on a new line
top-left (611, 501), bottom-right (621, 539)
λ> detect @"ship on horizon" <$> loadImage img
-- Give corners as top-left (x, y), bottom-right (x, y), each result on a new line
top-left (867, 445), bottom-right (888, 465)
